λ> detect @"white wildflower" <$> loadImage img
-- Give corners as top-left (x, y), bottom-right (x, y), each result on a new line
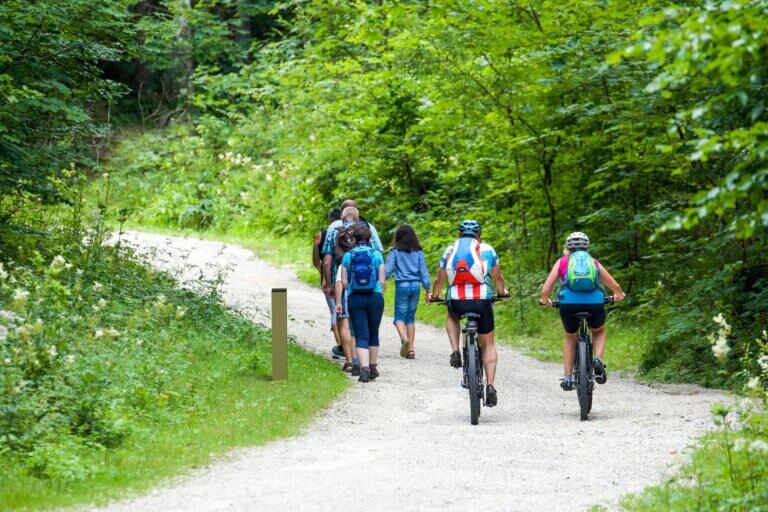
top-left (11, 289), bottom-right (29, 310)
top-left (175, 307), bottom-right (186, 320)
top-left (49, 345), bottom-right (57, 358)
top-left (135, 339), bottom-right (144, 346)
top-left (106, 328), bottom-right (119, 338)
top-left (0, 262), bottom-right (7, 280)
top-left (92, 304), bottom-right (100, 312)
top-left (0, 310), bottom-right (17, 324)
top-left (3, 358), bottom-right (10, 365)
top-left (95, 329), bottom-right (105, 339)
top-left (0, 325), bottom-right (7, 341)
top-left (67, 354), bottom-right (76, 364)
top-left (49, 255), bottom-right (66, 271)
top-left (93, 282), bottom-right (103, 291)
top-left (98, 298), bottom-right (108, 309)
top-left (747, 376), bottom-right (761, 390)
top-left (711, 336), bottom-right (731, 362)
top-left (732, 437), bottom-right (749, 451)
top-left (749, 439), bottom-right (768, 454)
top-left (710, 313), bottom-right (731, 363)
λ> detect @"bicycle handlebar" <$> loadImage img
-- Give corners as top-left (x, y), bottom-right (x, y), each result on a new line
top-left (429, 295), bottom-right (510, 305)
top-left (546, 296), bottom-right (615, 309)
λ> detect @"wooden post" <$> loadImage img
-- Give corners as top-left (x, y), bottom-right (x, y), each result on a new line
top-left (272, 288), bottom-right (288, 381)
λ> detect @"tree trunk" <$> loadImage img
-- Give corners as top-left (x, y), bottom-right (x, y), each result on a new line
top-left (514, 153), bottom-right (528, 244)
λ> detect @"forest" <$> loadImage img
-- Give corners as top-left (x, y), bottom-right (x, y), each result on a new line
top-left (1, 0), bottom-right (768, 510)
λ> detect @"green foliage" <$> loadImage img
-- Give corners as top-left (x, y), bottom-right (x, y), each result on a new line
top-left (0, 0), bottom-right (155, 205)
top-left (102, 0), bottom-right (767, 387)
top-left (0, 184), bottom-right (347, 507)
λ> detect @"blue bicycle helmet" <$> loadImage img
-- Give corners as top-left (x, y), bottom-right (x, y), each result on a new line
top-left (458, 220), bottom-right (482, 238)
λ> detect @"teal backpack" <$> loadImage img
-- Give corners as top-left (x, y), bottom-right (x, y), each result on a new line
top-left (566, 251), bottom-right (599, 291)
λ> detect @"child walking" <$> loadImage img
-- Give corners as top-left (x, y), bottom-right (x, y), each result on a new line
top-left (385, 225), bottom-right (430, 359)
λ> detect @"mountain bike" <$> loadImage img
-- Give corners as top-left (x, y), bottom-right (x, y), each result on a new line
top-left (550, 296), bottom-right (614, 421)
top-left (431, 296), bottom-right (506, 425)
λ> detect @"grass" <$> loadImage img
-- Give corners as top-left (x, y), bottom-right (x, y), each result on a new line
top-left (0, 222), bottom-right (348, 512)
top-left (0, 327), bottom-right (347, 512)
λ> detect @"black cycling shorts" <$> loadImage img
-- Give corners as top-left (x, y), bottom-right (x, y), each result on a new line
top-left (447, 300), bottom-right (494, 335)
top-left (559, 303), bottom-right (606, 334)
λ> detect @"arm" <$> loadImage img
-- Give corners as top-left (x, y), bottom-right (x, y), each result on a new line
top-left (419, 252), bottom-right (431, 291)
top-left (379, 263), bottom-right (386, 294)
top-left (322, 254), bottom-right (333, 295)
top-left (385, 251), bottom-right (396, 280)
top-left (312, 232), bottom-right (322, 273)
top-left (370, 223), bottom-right (383, 252)
top-left (598, 265), bottom-right (626, 301)
top-left (490, 265), bottom-right (508, 297)
top-left (340, 265), bottom-right (349, 289)
top-left (539, 262), bottom-right (561, 306)
top-left (334, 278), bottom-right (344, 314)
top-left (429, 268), bottom-right (448, 303)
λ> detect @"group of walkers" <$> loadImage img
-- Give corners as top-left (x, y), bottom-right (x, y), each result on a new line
top-left (312, 200), bottom-right (626, 406)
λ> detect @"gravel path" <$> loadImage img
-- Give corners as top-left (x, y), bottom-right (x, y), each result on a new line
top-left (91, 231), bottom-right (726, 512)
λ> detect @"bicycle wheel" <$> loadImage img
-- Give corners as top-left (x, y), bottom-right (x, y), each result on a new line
top-left (467, 336), bottom-right (481, 425)
top-left (576, 340), bottom-right (591, 421)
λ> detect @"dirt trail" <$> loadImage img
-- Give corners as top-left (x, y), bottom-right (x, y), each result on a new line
top-left (89, 232), bottom-right (725, 512)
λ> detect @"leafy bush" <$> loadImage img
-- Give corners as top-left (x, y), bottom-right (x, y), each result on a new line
top-left (0, 200), bottom-right (269, 486)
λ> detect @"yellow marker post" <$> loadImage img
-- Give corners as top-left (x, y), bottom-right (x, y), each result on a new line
top-left (271, 288), bottom-right (288, 381)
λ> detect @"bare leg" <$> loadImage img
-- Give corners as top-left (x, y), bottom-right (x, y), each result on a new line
top-left (369, 346), bottom-right (379, 365)
top-left (338, 319), bottom-right (354, 363)
top-left (394, 320), bottom-right (408, 342)
top-left (357, 347), bottom-right (370, 367)
top-left (446, 315), bottom-right (460, 353)
top-left (591, 326), bottom-right (606, 358)
top-left (563, 332), bottom-right (577, 375)
top-left (406, 323), bottom-right (415, 351)
top-left (332, 323), bottom-right (341, 347)
top-left (479, 332), bottom-right (498, 386)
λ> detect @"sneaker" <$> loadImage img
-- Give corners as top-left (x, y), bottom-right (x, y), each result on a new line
top-left (370, 364), bottom-right (379, 380)
top-left (485, 385), bottom-right (498, 407)
top-left (351, 364), bottom-right (361, 377)
top-left (358, 367), bottom-right (371, 383)
top-left (594, 357), bottom-right (607, 384)
top-left (560, 375), bottom-right (574, 391)
top-left (450, 351), bottom-right (462, 368)
top-left (331, 345), bottom-right (344, 359)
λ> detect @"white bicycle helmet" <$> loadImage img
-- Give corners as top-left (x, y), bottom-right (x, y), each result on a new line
top-left (565, 231), bottom-right (590, 251)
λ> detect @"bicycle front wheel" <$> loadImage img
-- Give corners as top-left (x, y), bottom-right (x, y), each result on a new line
top-left (576, 340), bottom-right (591, 421)
top-left (467, 337), bottom-right (481, 425)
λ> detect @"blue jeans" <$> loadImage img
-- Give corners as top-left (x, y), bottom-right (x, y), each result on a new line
top-left (348, 292), bottom-right (384, 349)
top-left (393, 281), bottom-right (421, 325)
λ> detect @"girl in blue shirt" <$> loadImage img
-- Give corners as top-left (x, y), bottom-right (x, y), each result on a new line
top-left (385, 225), bottom-right (431, 359)
top-left (339, 224), bottom-right (386, 383)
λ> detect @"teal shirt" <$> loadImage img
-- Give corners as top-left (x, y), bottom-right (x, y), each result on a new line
top-left (342, 245), bottom-right (384, 294)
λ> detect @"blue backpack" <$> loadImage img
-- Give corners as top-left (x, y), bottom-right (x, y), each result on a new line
top-left (349, 247), bottom-right (376, 293)
top-left (566, 250), bottom-right (599, 291)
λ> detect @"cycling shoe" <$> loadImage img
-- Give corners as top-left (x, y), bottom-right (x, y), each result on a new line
top-left (450, 351), bottom-right (462, 368)
top-left (485, 385), bottom-right (498, 407)
top-left (594, 357), bottom-right (607, 384)
top-left (560, 375), bottom-right (574, 391)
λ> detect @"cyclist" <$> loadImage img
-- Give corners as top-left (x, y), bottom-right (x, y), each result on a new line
top-left (427, 220), bottom-right (508, 407)
top-left (539, 232), bottom-right (626, 391)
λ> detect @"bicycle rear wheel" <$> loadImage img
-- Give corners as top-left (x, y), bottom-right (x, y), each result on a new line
top-left (576, 341), bottom-right (591, 421)
top-left (467, 337), bottom-right (481, 425)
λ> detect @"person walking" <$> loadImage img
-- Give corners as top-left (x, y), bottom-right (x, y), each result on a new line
top-left (385, 225), bottom-right (430, 359)
top-left (313, 208), bottom-right (343, 358)
top-left (338, 224), bottom-right (386, 383)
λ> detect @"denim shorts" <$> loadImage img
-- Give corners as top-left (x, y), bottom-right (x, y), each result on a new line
top-left (324, 293), bottom-right (337, 330)
top-left (393, 281), bottom-right (421, 325)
